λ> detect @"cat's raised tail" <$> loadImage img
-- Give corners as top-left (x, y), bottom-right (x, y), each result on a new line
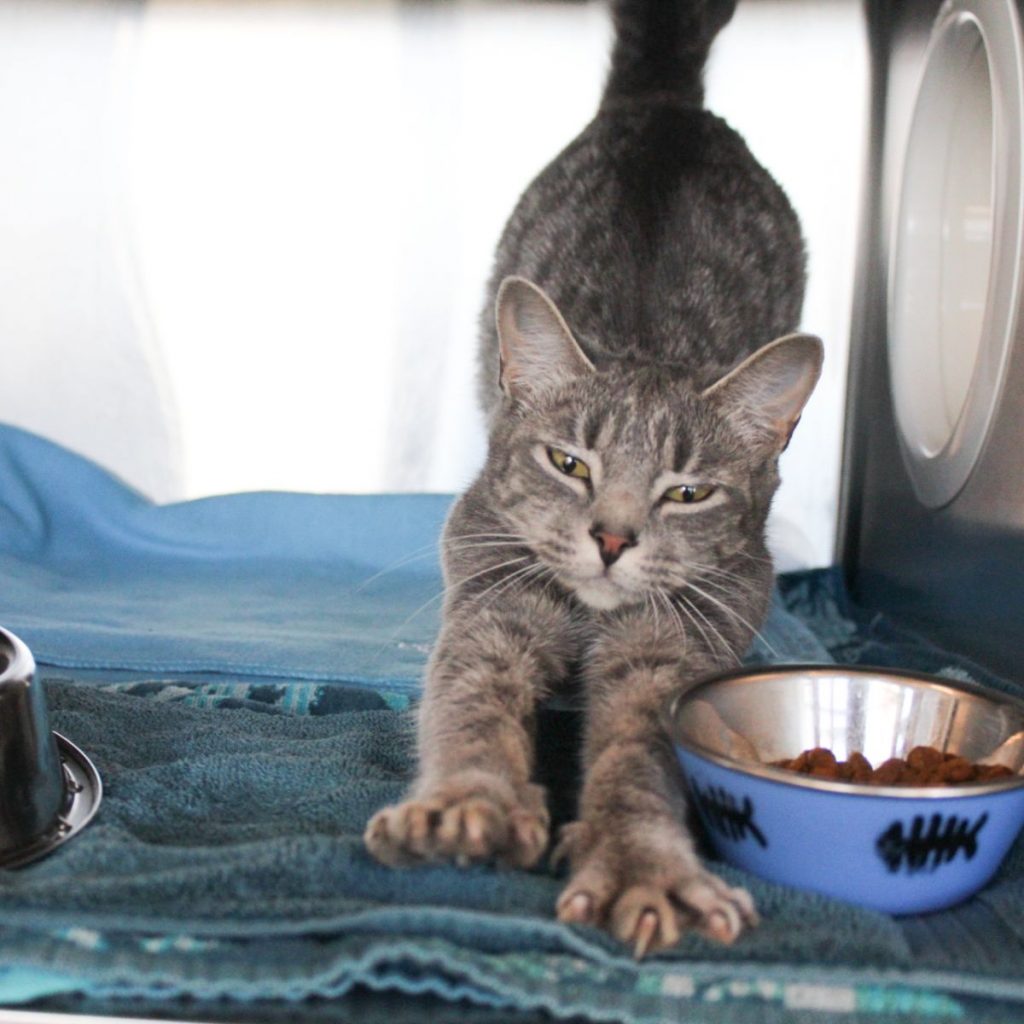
top-left (603, 0), bottom-right (737, 108)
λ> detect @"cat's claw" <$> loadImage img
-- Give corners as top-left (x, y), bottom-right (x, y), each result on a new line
top-left (678, 872), bottom-right (758, 943)
top-left (610, 884), bottom-right (682, 955)
top-left (554, 822), bottom-right (758, 955)
top-left (558, 873), bottom-right (755, 955)
top-left (558, 891), bottom-right (595, 925)
top-left (631, 910), bottom-right (661, 960)
top-left (364, 775), bottom-right (549, 869)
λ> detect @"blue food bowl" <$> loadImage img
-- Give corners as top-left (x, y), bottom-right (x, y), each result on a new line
top-left (664, 665), bottom-right (1024, 914)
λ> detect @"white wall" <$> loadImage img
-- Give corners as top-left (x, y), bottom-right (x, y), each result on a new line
top-left (706, 1), bottom-right (867, 567)
top-left (0, 0), bottom-right (867, 567)
top-left (0, 0), bottom-right (183, 503)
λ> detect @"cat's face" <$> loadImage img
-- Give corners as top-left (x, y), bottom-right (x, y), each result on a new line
top-left (491, 370), bottom-right (770, 611)
top-left (486, 278), bottom-right (823, 612)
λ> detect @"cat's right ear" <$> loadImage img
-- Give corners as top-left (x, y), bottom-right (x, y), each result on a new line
top-left (701, 333), bottom-right (823, 451)
top-left (496, 277), bottom-right (595, 404)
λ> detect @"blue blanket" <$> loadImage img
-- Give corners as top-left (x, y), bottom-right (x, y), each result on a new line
top-left (0, 424), bottom-right (449, 687)
top-left (0, 425), bottom-right (825, 684)
top-left (2, 424), bottom-right (1024, 1024)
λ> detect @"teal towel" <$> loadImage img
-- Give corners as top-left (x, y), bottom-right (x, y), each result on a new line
top-left (0, 671), bottom-right (1020, 1024)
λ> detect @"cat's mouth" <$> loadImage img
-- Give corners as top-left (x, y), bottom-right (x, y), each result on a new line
top-left (570, 573), bottom-right (636, 611)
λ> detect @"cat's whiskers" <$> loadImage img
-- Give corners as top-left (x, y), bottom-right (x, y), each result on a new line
top-left (355, 543), bottom-right (442, 592)
top-left (459, 557), bottom-right (548, 614)
top-left (674, 588), bottom-right (737, 665)
top-left (643, 585), bottom-right (684, 647)
top-left (670, 591), bottom-right (705, 652)
top-left (645, 591), bottom-right (662, 637)
top-left (449, 554), bottom-right (533, 593)
top-left (642, 561), bottom-right (767, 657)
top-left (730, 549), bottom-right (774, 568)
top-left (449, 531), bottom-right (527, 540)
top-left (651, 587), bottom-right (693, 654)
top-left (493, 562), bottom-right (560, 610)
top-left (646, 590), bottom-right (678, 651)
top-left (467, 559), bottom-right (562, 621)
top-left (446, 532), bottom-right (529, 552)
top-left (375, 554), bottom-right (539, 659)
top-left (650, 559), bottom-right (763, 599)
top-left (682, 577), bottom-right (779, 658)
top-left (366, 587), bottom-right (449, 667)
top-left (687, 571), bottom-right (757, 603)
top-left (356, 533), bottom-right (528, 592)
top-left (530, 539), bottom-right (572, 562)
top-left (445, 541), bottom-right (531, 559)
top-left (375, 537), bottom-right (553, 655)
top-left (647, 566), bottom-right (756, 605)
top-left (688, 562), bottom-right (764, 593)
top-left (407, 554), bottom-right (532, 625)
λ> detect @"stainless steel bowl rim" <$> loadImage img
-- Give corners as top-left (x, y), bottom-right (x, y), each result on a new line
top-left (664, 663), bottom-right (1024, 799)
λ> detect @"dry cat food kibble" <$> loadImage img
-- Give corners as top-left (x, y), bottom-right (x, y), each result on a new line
top-left (771, 745), bottom-right (1016, 786)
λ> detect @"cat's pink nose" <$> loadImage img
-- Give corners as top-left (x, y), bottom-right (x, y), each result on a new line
top-left (589, 526), bottom-right (637, 567)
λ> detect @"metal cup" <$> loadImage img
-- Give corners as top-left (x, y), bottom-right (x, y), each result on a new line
top-left (0, 626), bottom-right (101, 868)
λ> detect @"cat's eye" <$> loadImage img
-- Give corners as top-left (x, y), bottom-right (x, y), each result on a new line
top-left (547, 446), bottom-right (591, 480)
top-left (663, 483), bottom-right (716, 504)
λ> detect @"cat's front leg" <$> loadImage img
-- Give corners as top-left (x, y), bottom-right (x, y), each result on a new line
top-left (365, 590), bottom-right (575, 870)
top-left (556, 626), bottom-right (757, 956)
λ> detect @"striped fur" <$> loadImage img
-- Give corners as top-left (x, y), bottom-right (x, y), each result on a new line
top-left (366, 0), bottom-right (821, 955)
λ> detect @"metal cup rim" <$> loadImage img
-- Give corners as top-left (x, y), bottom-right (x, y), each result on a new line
top-left (0, 626), bottom-right (36, 690)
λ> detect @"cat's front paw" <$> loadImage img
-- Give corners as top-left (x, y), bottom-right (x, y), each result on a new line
top-left (364, 771), bottom-right (549, 870)
top-left (554, 820), bottom-right (758, 957)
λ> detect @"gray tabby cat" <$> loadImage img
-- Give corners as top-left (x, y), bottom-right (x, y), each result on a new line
top-left (365, 0), bottom-right (822, 955)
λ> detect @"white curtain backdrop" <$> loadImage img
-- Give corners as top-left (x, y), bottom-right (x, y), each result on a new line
top-left (0, 0), bottom-right (866, 568)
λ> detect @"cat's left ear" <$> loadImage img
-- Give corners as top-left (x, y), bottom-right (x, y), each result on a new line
top-left (496, 277), bottom-right (595, 404)
top-left (701, 333), bottom-right (823, 450)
